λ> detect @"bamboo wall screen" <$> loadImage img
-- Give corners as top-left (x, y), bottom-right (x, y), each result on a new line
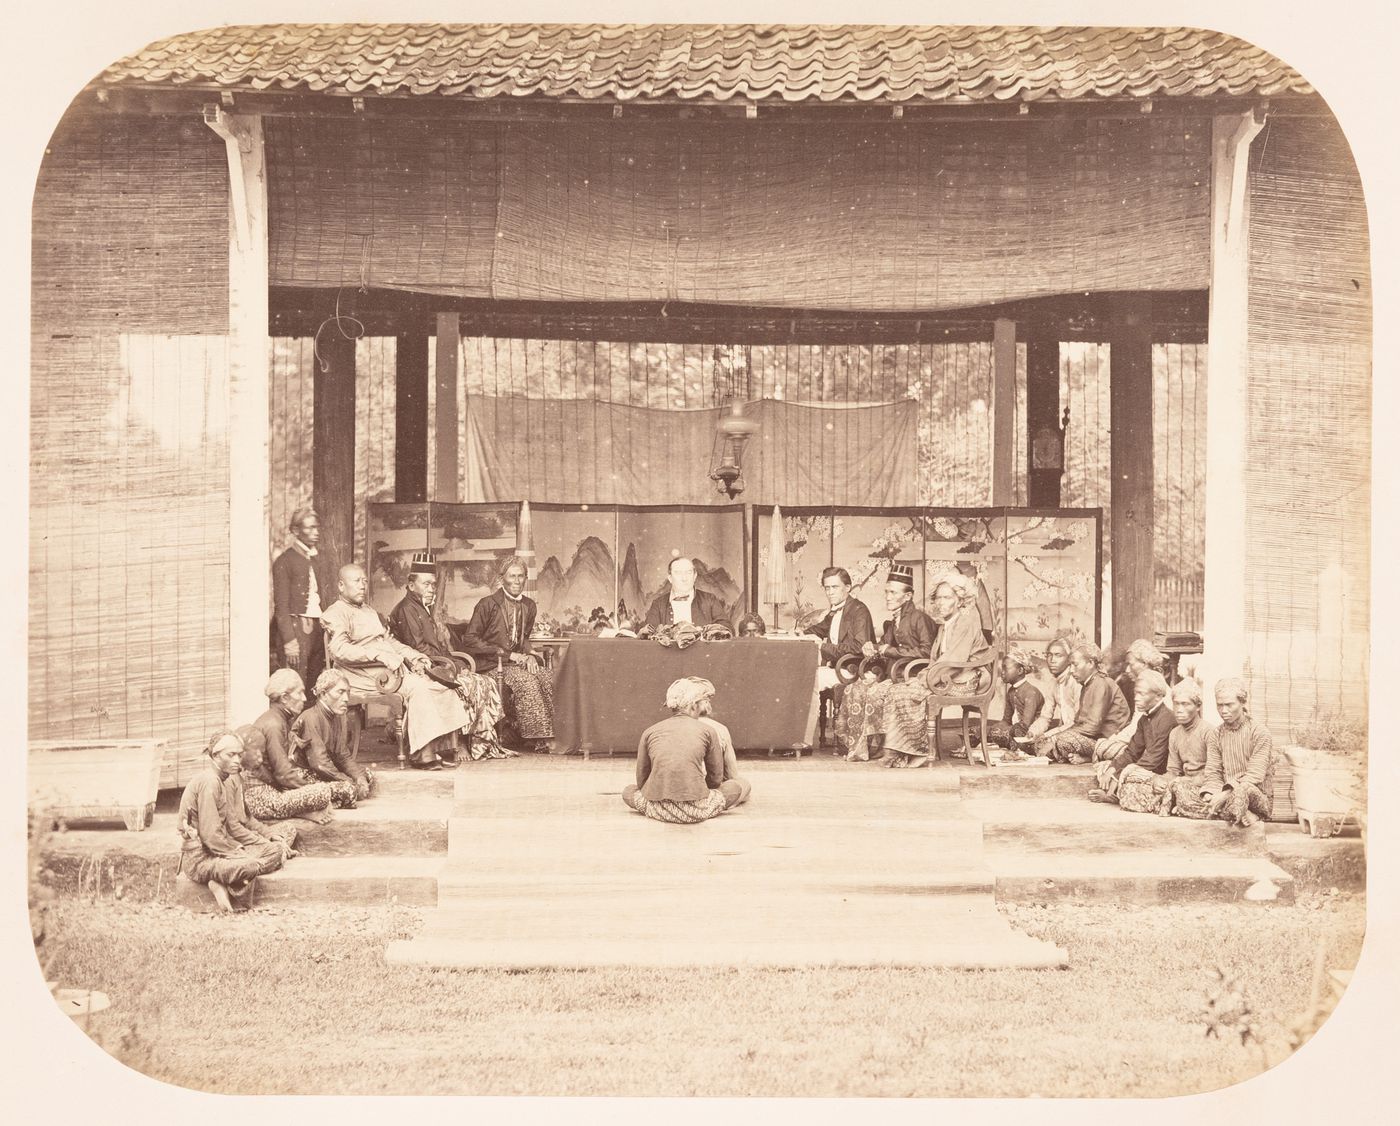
top-left (1244, 115), bottom-right (1371, 732)
top-left (264, 116), bottom-right (1210, 311)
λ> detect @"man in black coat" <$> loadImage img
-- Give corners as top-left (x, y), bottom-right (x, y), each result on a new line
top-left (270, 508), bottom-right (334, 688)
top-left (807, 566), bottom-right (876, 692)
top-left (642, 556), bottom-right (732, 633)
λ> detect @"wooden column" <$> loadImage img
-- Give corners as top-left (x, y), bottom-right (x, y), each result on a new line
top-left (435, 313), bottom-right (461, 502)
top-left (1025, 333), bottom-right (1061, 507)
top-left (395, 332), bottom-right (429, 503)
top-left (207, 109), bottom-right (269, 718)
top-left (313, 329), bottom-right (357, 574)
top-left (1109, 303), bottom-right (1155, 645)
top-left (1201, 111), bottom-right (1265, 707)
top-left (991, 318), bottom-right (1016, 505)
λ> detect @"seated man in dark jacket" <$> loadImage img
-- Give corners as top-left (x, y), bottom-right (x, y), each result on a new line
top-left (1090, 669), bottom-right (1177, 809)
top-left (389, 551), bottom-right (511, 760)
top-left (622, 678), bottom-right (751, 824)
top-left (808, 566), bottom-right (876, 693)
top-left (292, 669), bottom-right (375, 799)
top-left (642, 556), bottom-right (731, 633)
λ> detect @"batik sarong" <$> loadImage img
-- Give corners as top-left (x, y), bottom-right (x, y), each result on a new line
top-left (834, 677), bottom-right (894, 760)
top-left (503, 665), bottom-right (554, 742)
top-left (243, 778), bottom-right (334, 821)
top-left (623, 785), bottom-right (728, 824)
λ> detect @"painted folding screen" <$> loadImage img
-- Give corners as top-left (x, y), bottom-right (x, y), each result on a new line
top-left (1244, 115), bottom-right (1370, 732)
top-left (366, 502), bottom-right (746, 636)
top-left (754, 508), bottom-right (1101, 654)
top-left (462, 398), bottom-right (918, 506)
top-left (263, 116), bottom-right (1209, 311)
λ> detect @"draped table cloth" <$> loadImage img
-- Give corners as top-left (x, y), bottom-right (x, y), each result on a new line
top-left (553, 638), bottom-right (819, 753)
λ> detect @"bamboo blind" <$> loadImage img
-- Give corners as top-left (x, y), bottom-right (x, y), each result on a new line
top-left (263, 117), bottom-right (1210, 312)
top-left (30, 333), bottom-right (231, 783)
top-left (33, 113), bottom-right (229, 334)
top-left (1244, 116), bottom-right (1370, 733)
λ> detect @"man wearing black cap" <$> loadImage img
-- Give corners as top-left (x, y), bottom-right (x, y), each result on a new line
top-left (388, 552), bottom-right (513, 760)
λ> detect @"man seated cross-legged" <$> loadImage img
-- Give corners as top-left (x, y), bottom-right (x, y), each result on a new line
top-left (294, 670), bottom-right (375, 801)
top-left (1032, 642), bottom-right (1131, 764)
top-left (177, 729), bottom-right (297, 913)
top-left (623, 678), bottom-right (751, 825)
top-left (321, 562), bottom-right (473, 770)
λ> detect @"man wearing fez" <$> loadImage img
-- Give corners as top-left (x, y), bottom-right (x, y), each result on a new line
top-left (271, 507), bottom-right (334, 686)
top-left (807, 566), bottom-right (876, 693)
top-left (321, 562), bottom-right (470, 770)
top-left (642, 556), bottom-right (731, 633)
top-left (389, 551), bottom-right (513, 760)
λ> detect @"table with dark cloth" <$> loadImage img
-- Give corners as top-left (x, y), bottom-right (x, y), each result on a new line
top-left (553, 638), bottom-right (819, 752)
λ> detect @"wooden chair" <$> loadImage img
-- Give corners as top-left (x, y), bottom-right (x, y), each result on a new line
top-left (910, 650), bottom-right (1002, 768)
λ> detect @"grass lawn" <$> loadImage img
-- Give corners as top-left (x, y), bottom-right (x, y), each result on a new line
top-left (34, 892), bottom-right (1365, 1098)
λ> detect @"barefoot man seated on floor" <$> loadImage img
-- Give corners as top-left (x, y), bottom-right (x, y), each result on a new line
top-left (623, 677), bottom-right (751, 825)
top-left (321, 563), bottom-right (473, 770)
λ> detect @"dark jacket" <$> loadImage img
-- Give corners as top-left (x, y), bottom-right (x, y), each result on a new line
top-left (1111, 699), bottom-right (1178, 776)
top-left (805, 597), bottom-right (876, 664)
top-left (389, 592), bottom-right (462, 682)
top-left (460, 589), bottom-right (538, 665)
top-left (635, 715), bottom-right (725, 802)
top-left (292, 704), bottom-right (368, 789)
top-left (271, 544), bottom-right (334, 647)
top-left (1002, 678), bottom-right (1046, 731)
top-left (643, 588), bottom-right (732, 631)
top-left (1069, 672), bottom-right (1132, 741)
top-left (879, 604), bottom-right (938, 660)
top-left (251, 705), bottom-right (308, 791)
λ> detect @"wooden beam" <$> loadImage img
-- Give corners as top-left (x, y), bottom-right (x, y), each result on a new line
top-left (313, 329), bottom-right (357, 574)
top-left (207, 110), bottom-right (269, 719)
top-left (395, 333), bottom-right (429, 503)
top-left (1109, 304), bottom-right (1155, 645)
top-left (991, 318), bottom-right (1016, 505)
top-left (435, 313), bottom-right (461, 502)
top-left (1025, 333), bottom-right (1061, 507)
top-left (1201, 111), bottom-right (1265, 705)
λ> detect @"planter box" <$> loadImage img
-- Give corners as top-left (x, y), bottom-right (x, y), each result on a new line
top-left (29, 740), bottom-right (167, 832)
top-left (1282, 745), bottom-right (1365, 838)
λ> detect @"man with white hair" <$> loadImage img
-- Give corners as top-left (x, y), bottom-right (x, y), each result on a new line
top-left (623, 678), bottom-right (751, 824)
top-left (1089, 668), bottom-right (1177, 809)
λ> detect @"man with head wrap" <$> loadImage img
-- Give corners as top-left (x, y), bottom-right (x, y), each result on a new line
top-left (622, 678), bottom-right (752, 824)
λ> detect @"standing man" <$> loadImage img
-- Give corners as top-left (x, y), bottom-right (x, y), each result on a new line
top-left (807, 566), bottom-right (876, 693)
top-left (643, 556), bottom-right (732, 632)
top-left (271, 508), bottom-right (334, 688)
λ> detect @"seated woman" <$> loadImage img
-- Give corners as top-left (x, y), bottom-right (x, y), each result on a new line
top-left (1196, 678), bottom-right (1276, 828)
top-left (234, 723), bottom-right (336, 825)
top-left (293, 669), bottom-right (376, 796)
top-left (881, 573), bottom-right (992, 768)
top-left (1160, 678), bottom-right (1215, 818)
top-left (460, 557), bottom-right (555, 752)
top-left (177, 729), bottom-right (296, 912)
top-left (832, 563), bottom-right (936, 762)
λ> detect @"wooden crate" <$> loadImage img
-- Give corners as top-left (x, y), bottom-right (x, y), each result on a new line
top-left (29, 740), bottom-right (167, 832)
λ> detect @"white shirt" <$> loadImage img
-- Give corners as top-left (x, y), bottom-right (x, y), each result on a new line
top-left (827, 602), bottom-right (846, 645)
top-left (295, 539), bottom-right (321, 618)
top-left (670, 593), bottom-right (694, 625)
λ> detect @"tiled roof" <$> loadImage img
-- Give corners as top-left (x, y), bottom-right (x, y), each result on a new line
top-left (99, 24), bottom-right (1310, 103)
